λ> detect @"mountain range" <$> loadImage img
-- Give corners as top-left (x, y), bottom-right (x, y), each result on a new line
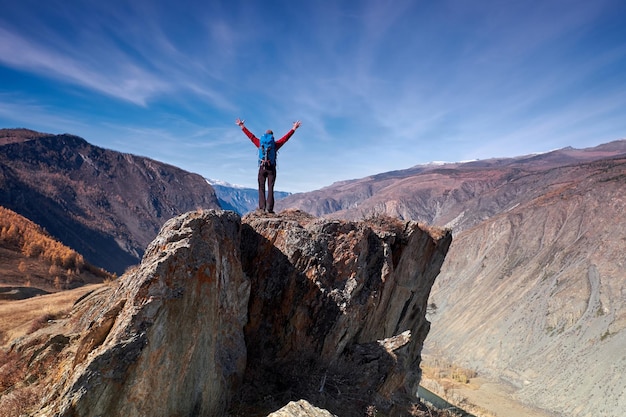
top-left (207, 178), bottom-right (290, 215)
top-left (0, 128), bottom-right (221, 274)
top-left (276, 140), bottom-right (626, 231)
top-left (1, 127), bottom-right (625, 416)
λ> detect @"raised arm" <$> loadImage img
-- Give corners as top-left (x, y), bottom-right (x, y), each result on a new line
top-left (236, 118), bottom-right (259, 147)
top-left (276, 120), bottom-right (302, 148)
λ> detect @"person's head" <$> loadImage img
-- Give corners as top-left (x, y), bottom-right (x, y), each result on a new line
top-left (266, 129), bottom-right (273, 135)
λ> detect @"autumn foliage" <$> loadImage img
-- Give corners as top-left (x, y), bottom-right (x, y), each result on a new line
top-left (1, 207), bottom-right (85, 269)
top-left (0, 205), bottom-right (111, 288)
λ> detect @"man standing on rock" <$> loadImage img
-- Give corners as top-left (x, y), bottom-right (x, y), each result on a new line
top-left (236, 118), bottom-right (301, 213)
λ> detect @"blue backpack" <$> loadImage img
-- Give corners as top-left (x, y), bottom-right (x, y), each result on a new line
top-left (259, 133), bottom-right (276, 168)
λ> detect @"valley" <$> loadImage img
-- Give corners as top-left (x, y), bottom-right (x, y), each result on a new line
top-left (278, 141), bottom-right (626, 417)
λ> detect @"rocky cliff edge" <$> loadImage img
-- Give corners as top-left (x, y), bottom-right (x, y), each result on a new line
top-left (6, 209), bottom-right (451, 417)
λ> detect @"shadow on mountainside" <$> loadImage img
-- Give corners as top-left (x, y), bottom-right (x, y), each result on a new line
top-left (0, 165), bottom-right (139, 274)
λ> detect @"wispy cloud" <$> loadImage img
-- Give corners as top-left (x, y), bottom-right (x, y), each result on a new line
top-left (1, 0), bottom-right (625, 191)
top-left (0, 1), bottom-right (243, 110)
top-left (0, 27), bottom-right (168, 106)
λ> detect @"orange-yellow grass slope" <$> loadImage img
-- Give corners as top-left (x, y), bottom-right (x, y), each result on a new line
top-left (0, 205), bottom-right (111, 292)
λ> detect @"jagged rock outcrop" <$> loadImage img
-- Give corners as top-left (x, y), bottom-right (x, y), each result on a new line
top-left (6, 209), bottom-right (450, 417)
top-left (34, 210), bottom-right (249, 417)
top-left (238, 210), bottom-right (451, 415)
top-left (267, 400), bottom-right (337, 417)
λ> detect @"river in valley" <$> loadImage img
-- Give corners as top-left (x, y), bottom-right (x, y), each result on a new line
top-left (418, 385), bottom-right (476, 417)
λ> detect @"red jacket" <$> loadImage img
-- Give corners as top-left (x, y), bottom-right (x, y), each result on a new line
top-left (241, 126), bottom-right (295, 150)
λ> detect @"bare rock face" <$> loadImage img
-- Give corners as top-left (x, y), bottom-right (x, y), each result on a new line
top-left (10, 209), bottom-right (449, 417)
top-left (238, 210), bottom-right (451, 415)
top-left (35, 209), bottom-right (249, 417)
top-left (267, 399), bottom-right (337, 417)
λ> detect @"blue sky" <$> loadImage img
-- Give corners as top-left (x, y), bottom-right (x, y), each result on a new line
top-left (1, 0), bottom-right (625, 192)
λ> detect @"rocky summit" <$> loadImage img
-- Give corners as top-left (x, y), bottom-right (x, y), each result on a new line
top-left (6, 209), bottom-right (451, 417)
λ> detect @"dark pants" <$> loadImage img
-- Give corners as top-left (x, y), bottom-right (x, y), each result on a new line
top-left (258, 165), bottom-right (276, 212)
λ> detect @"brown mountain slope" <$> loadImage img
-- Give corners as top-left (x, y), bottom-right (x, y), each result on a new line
top-left (0, 128), bottom-right (48, 146)
top-left (0, 129), bottom-right (221, 274)
top-left (426, 157), bottom-right (626, 417)
top-left (277, 140), bottom-right (626, 233)
top-left (0, 205), bottom-right (110, 294)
